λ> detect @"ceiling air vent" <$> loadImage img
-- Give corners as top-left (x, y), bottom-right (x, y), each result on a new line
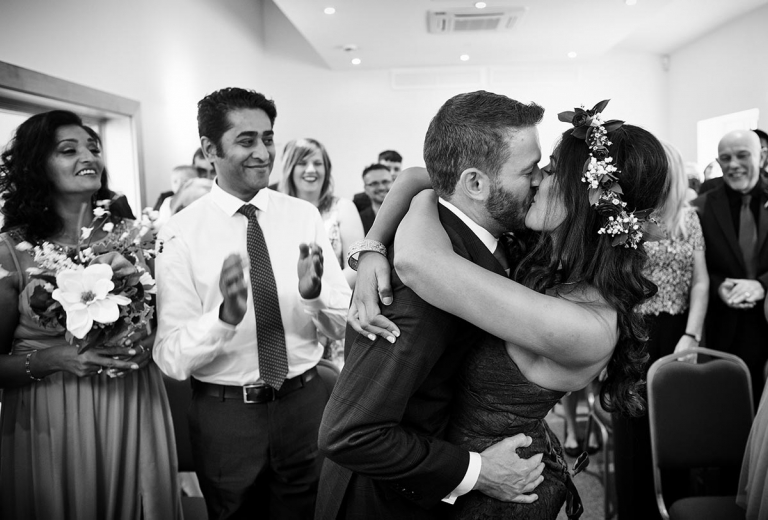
top-left (427, 8), bottom-right (526, 34)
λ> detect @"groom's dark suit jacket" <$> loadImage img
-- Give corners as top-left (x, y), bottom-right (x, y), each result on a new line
top-left (316, 205), bottom-right (507, 520)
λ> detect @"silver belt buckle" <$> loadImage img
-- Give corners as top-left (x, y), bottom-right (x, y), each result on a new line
top-left (242, 382), bottom-right (266, 404)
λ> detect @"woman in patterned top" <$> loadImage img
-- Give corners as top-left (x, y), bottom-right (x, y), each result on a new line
top-left (612, 140), bottom-right (710, 520)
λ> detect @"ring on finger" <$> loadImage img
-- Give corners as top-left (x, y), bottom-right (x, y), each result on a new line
top-left (138, 344), bottom-right (146, 355)
top-left (97, 367), bottom-right (104, 375)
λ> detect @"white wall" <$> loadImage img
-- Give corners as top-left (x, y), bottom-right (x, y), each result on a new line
top-left (668, 3), bottom-right (768, 165)
top-left (0, 0), bottom-right (669, 206)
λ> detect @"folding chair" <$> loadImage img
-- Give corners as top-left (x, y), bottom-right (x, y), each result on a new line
top-left (648, 347), bottom-right (753, 520)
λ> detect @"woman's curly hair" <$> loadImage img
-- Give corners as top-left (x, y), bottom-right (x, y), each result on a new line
top-left (0, 110), bottom-right (114, 242)
top-left (515, 124), bottom-right (668, 418)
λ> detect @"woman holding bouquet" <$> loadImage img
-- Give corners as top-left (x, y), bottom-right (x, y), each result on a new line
top-left (0, 110), bottom-right (181, 519)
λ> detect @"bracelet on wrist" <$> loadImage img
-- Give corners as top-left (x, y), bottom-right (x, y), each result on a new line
top-left (25, 350), bottom-right (44, 382)
top-left (347, 239), bottom-right (387, 271)
top-left (683, 332), bottom-right (701, 343)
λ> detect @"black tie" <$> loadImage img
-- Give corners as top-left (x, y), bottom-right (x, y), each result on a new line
top-left (493, 240), bottom-right (510, 274)
top-left (739, 195), bottom-right (758, 279)
top-left (238, 204), bottom-right (289, 390)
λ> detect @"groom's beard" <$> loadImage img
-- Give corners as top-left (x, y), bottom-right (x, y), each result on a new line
top-left (486, 180), bottom-right (529, 233)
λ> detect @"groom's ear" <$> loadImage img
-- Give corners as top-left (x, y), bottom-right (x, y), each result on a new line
top-left (456, 168), bottom-right (493, 201)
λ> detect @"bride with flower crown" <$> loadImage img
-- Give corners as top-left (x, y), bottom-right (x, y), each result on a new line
top-left (0, 110), bottom-right (181, 519)
top-left (350, 101), bottom-right (668, 519)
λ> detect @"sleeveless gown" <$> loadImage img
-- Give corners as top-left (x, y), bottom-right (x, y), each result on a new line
top-left (448, 342), bottom-right (581, 520)
top-left (0, 232), bottom-right (182, 520)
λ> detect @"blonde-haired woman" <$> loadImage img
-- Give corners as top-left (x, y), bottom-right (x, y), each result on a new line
top-left (279, 138), bottom-right (363, 288)
top-left (280, 138), bottom-right (363, 366)
top-left (613, 140), bottom-right (709, 520)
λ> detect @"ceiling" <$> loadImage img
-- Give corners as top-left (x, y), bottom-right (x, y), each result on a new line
top-left (272, 0), bottom-right (767, 70)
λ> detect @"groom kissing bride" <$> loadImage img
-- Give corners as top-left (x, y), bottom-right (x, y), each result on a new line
top-left (317, 91), bottom-right (667, 520)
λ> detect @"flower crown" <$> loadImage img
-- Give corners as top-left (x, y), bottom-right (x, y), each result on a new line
top-left (558, 100), bottom-right (661, 249)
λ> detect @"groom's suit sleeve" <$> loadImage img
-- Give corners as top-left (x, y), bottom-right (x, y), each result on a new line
top-left (319, 209), bottom-right (503, 509)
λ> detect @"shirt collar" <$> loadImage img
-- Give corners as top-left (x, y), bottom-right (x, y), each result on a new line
top-left (210, 181), bottom-right (271, 217)
top-left (438, 198), bottom-right (498, 253)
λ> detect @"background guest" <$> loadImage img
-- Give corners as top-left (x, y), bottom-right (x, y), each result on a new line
top-left (192, 146), bottom-right (216, 179)
top-left (612, 140), bottom-right (709, 519)
top-left (738, 375), bottom-right (768, 519)
top-left (377, 149), bottom-right (403, 178)
top-left (0, 110), bottom-right (180, 520)
top-left (358, 163), bottom-right (392, 234)
top-left (154, 88), bottom-right (351, 520)
top-left (692, 129), bottom-right (768, 406)
top-left (154, 165), bottom-right (199, 229)
top-left (169, 177), bottom-right (213, 215)
top-left (279, 138), bottom-right (364, 288)
top-left (353, 149), bottom-right (403, 212)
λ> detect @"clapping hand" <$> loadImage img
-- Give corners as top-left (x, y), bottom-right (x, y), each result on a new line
top-left (298, 243), bottom-right (323, 299)
top-left (218, 254), bottom-right (248, 325)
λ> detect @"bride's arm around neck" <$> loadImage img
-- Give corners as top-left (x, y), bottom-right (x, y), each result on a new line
top-left (394, 191), bottom-right (618, 382)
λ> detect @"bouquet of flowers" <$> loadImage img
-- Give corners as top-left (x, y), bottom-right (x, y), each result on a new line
top-left (14, 200), bottom-right (162, 353)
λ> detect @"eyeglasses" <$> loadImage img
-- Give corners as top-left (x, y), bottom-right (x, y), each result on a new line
top-left (365, 180), bottom-right (392, 188)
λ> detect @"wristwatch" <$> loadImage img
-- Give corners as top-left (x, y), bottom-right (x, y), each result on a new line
top-left (683, 332), bottom-right (701, 342)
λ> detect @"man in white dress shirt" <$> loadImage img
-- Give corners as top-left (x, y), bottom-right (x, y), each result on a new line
top-left (154, 87), bottom-right (351, 520)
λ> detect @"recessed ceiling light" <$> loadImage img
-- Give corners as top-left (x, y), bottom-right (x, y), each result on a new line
top-left (351, 58), bottom-right (361, 65)
top-left (460, 54), bottom-right (470, 61)
top-left (567, 51), bottom-right (577, 58)
top-left (475, 2), bottom-right (487, 8)
top-left (625, 0), bottom-right (637, 5)
top-left (324, 7), bottom-right (336, 14)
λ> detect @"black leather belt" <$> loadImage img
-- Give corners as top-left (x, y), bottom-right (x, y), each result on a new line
top-left (192, 367), bottom-right (318, 404)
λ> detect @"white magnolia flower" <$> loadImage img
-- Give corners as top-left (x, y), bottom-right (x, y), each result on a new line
top-left (0, 265), bottom-right (9, 280)
top-left (15, 241), bottom-right (33, 252)
top-left (51, 264), bottom-right (131, 339)
top-left (93, 207), bottom-right (107, 218)
top-left (102, 222), bottom-right (115, 233)
top-left (81, 227), bottom-right (93, 240)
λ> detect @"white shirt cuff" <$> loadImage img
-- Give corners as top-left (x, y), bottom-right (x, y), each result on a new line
top-left (442, 451), bottom-right (481, 504)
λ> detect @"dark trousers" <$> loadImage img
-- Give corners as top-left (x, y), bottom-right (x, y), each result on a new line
top-left (613, 312), bottom-right (689, 520)
top-left (189, 373), bottom-right (328, 520)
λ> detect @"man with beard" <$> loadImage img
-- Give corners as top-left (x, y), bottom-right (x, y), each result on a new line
top-left (315, 91), bottom-right (546, 520)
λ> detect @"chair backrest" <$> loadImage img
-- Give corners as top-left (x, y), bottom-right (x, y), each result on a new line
top-left (648, 348), bottom-right (754, 517)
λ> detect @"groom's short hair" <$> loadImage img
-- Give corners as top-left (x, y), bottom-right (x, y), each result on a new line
top-left (423, 91), bottom-right (543, 197)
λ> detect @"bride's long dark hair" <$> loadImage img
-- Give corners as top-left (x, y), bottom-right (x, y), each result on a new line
top-left (515, 124), bottom-right (668, 417)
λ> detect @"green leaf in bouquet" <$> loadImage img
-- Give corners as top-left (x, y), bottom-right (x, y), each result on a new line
top-left (76, 325), bottom-right (109, 354)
